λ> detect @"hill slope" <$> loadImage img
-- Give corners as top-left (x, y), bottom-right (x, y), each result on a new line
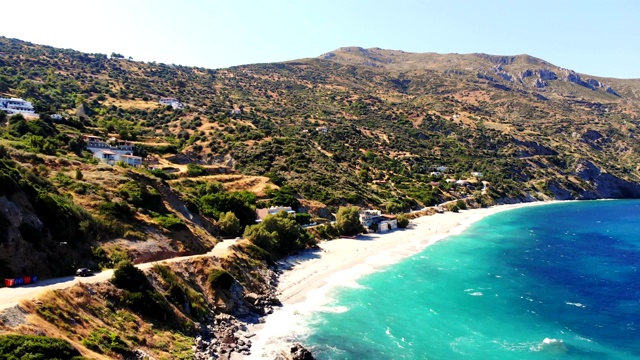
top-left (1, 37), bottom-right (640, 277)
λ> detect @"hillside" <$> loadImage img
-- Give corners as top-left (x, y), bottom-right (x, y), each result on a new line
top-left (1, 36), bottom-right (640, 357)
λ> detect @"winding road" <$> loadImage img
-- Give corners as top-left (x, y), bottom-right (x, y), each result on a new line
top-left (0, 239), bottom-right (238, 311)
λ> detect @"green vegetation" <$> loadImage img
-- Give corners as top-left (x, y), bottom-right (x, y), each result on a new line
top-left (335, 206), bottom-right (364, 236)
top-left (243, 211), bottom-right (315, 256)
top-left (218, 211), bottom-right (241, 237)
top-left (0, 334), bottom-right (84, 360)
top-left (81, 328), bottom-right (130, 356)
top-left (111, 261), bottom-right (171, 320)
top-left (397, 214), bottom-right (409, 228)
top-left (153, 264), bottom-right (208, 320)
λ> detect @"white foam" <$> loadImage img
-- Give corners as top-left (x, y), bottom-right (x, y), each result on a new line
top-left (565, 301), bottom-right (586, 308)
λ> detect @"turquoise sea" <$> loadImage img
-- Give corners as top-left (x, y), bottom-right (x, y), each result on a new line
top-left (301, 200), bottom-right (640, 359)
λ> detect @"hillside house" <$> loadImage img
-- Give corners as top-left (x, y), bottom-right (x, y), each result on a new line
top-left (158, 97), bottom-right (184, 109)
top-left (95, 150), bottom-right (117, 165)
top-left (0, 97), bottom-right (38, 118)
top-left (256, 206), bottom-right (296, 223)
top-left (84, 135), bottom-right (143, 167)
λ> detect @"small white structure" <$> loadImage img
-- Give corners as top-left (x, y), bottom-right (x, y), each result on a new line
top-left (359, 209), bottom-right (382, 228)
top-left (158, 97), bottom-right (184, 109)
top-left (0, 98), bottom-right (38, 118)
top-left (471, 171), bottom-right (483, 178)
top-left (359, 209), bottom-right (397, 233)
top-left (316, 126), bottom-right (328, 133)
top-left (230, 109), bottom-right (242, 115)
top-left (435, 166), bottom-right (447, 172)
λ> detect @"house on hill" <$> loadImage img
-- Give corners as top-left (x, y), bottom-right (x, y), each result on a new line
top-left (0, 97), bottom-right (38, 118)
top-left (159, 97), bottom-right (184, 109)
top-left (84, 135), bottom-right (143, 167)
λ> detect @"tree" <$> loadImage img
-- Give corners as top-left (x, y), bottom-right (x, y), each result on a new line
top-left (335, 206), bottom-right (363, 236)
top-left (244, 211), bottom-right (314, 256)
top-left (218, 211), bottom-right (241, 237)
top-left (397, 214), bottom-right (409, 228)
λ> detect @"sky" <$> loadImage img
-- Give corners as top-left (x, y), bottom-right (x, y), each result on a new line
top-left (1, 0), bottom-right (639, 78)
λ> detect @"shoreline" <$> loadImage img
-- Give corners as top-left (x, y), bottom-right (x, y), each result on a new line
top-left (246, 200), bottom-right (558, 358)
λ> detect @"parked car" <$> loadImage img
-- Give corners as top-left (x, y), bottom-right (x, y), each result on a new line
top-left (76, 268), bottom-right (93, 277)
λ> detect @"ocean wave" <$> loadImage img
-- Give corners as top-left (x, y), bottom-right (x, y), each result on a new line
top-left (530, 338), bottom-right (568, 353)
top-left (565, 301), bottom-right (587, 308)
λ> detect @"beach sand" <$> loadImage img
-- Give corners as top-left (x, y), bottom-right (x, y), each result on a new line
top-left (246, 201), bottom-right (554, 359)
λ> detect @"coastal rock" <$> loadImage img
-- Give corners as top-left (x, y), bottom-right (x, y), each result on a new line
top-left (575, 160), bottom-right (640, 198)
top-left (280, 343), bottom-right (315, 360)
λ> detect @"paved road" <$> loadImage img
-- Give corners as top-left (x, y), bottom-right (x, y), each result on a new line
top-left (0, 239), bottom-right (238, 311)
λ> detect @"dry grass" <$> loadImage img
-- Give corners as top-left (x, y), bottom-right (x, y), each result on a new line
top-left (103, 99), bottom-right (161, 110)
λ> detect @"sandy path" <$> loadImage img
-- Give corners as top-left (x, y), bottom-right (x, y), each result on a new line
top-left (248, 201), bottom-right (554, 358)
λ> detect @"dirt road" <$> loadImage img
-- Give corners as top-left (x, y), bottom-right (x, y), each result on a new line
top-left (0, 239), bottom-right (238, 311)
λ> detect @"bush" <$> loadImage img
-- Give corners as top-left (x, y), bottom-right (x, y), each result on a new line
top-left (186, 163), bottom-right (206, 177)
top-left (153, 213), bottom-right (185, 230)
top-left (0, 334), bottom-right (83, 359)
top-left (218, 211), bottom-right (241, 237)
top-left (335, 206), bottom-right (363, 236)
top-left (111, 260), bottom-right (148, 292)
top-left (397, 214), bottom-right (409, 228)
top-left (81, 328), bottom-right (130, 356)
top-left (98, 201), bottom-right (133, 220)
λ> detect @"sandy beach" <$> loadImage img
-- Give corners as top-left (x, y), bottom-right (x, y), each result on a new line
top-left (246, 201), bottom-right (556, 359)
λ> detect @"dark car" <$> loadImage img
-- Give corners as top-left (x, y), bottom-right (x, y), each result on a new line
top-left (76, 268), bottom-right (93, 277)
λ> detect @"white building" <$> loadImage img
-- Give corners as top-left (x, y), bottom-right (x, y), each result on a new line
top-left (359, 209), bottom-right (397, 233)
top-left (84, 135), bottom-right (142, 167)
top-left (158, 97), bottom-right (184, 109)
top-left (0, 98), bottom-right (38, 118)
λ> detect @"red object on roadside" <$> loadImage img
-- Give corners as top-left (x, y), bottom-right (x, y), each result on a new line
top-left (4, 279), bottom-right (15, 287)
top-left (23, 276), bottom-right (31, 285)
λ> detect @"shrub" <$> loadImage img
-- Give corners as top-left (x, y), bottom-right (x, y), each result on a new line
top-left (153, 213), bottom-right (185, 230)
top-left (81, 328), bottom-right (131, 356)
top-left (397, 214), bottom-right (409, 228)
top-left (98, 201), bottom-right (133, 220)
top-left (186, 163), bottom-right (206, 177)
top-left (0, 334), bottom-right (83, 359)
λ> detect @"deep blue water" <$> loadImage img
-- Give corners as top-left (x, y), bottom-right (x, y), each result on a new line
top-left (302, 200), bottom-right (640, 359)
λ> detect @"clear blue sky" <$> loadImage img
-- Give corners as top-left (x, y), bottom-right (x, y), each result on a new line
top-left (2, 0), bottom-right (638, 78)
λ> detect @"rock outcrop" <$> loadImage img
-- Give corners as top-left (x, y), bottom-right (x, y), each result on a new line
top-left (575, 160), bottom-right (640, 198)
